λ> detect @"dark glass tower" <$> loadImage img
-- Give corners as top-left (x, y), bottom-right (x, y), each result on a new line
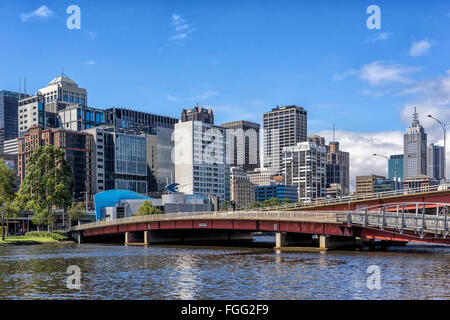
top-left (0, 91), bottom-right (22, 153)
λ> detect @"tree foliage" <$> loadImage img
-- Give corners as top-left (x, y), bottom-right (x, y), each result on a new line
top-left (0, 159), bottom-right (15, 240)
top-left (67, 202), bottom-right (87, 225)
top-left (263, 197), bottom-right (282, 207)
top-left (19, 145), bottom-right (73, 211)
top-left (135, 200), bottom-right (161, 216)
top-left (31, 207), bottom-right (48, 232)
top-left (248, 201), bottom-right (262, 209)
top-left (220, 200), bottom-right (232, 211)
top-left (18, 145), bottom-right (74, 231)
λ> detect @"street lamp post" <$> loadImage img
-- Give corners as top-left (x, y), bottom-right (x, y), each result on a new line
top-left (373, 153), bottom-right (398, 191)
top-left (427, 114), bottom-right (448, 183)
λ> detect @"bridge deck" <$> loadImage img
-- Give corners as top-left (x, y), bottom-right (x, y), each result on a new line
top-left (71, 202), bottom-right (450, 241)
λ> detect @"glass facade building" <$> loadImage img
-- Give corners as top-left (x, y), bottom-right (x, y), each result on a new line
top-left (0, 91), bottom-right (23, 152)
top-left (255, 185), bottom-right (298, 203)
top-left (84, 126), bottom-right (150, 195)
top-left (388, 154), bottom-right (404, 182)
top-left (115, 134), bottom-right (147, 176)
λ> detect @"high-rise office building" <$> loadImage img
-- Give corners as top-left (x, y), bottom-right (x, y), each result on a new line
top-left (2, 138), bottom-right (18, 155)
top-left (283, 141), bottom-right (327, 202)
top-left (18, 126), bottom-right (94, 208)
top-left (388, 154), bottom-right (404, 182)
top-left (83, 126), bottom-right (149, 195)
top-left (181, 106), bottom-right (214, 124)
top-left (355, 174), bottom-right (386, 195)
top-left (143, 126), bottom-right (176, 192)
top-left (174, 121), bottom-right (229, 202)
top-left (263, 105), bottom-right (307, 172)
top-left (58, 104), bottom-right (106, 131)
top-left (326, 141), bottom-right (350, 195)
top-left (0, 91), bottom-right (25, 153)
top-left (307, 134), bottom-right (325, 147)
top-left (105, 107), bottom-right (178, 131)
top-left (221, 120), bottom-right (260, 172)
top-left (403, 107), bottom-right (427, 179)
top-left (427, 143), bottom-right (445, 181)
top-left (254, 184), bottom-right (298, 203)
top-left (247, 168), bottom-right (279, 186)
top-left (18, 73), bottom-right (88, 135)
top-left (230, 167), bottom-right (255, 209)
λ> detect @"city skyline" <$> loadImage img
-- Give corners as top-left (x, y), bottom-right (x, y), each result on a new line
top-left (0, 1), bottom-right (449, 189)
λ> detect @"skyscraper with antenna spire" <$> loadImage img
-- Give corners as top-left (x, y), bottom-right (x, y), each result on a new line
top-left (403, 107), bottom-right (427, 179)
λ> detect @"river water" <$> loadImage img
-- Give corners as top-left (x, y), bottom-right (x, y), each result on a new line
top-left (0, 236), bottom-right (449, 300)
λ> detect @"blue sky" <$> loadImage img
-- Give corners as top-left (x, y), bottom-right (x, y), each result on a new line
top-left (1, 0), bottom-right (450, 185)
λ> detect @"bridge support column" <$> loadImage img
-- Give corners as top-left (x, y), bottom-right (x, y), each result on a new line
top-left (319, 235), bottom-right (357, 250)
top-left (124, 232), bottom-right (129, 245)
top-left (144, 231), bottom-right (149, 245)
top-left (76, 232), bottom-right (82, 244)
top-left (275, 232), bottom-right (287, 248)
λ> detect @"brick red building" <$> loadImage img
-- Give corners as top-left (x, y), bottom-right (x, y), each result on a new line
top-left (18, 126), bottom-right (94, 208)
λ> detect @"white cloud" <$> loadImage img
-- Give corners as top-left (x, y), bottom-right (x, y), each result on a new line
top-left (368, 31), bottom-right (392, 42)
top-left (85, 60), bottom-right (96, 66)
top-left (328, 69), bottom-right (450, 191)
top-left (319, 127), bottom-right (450, 192)
top-left (333, 61), bottom-right (421, 86)
top-left (359, 61), bottom-right (421, 86)
top-left (167, 95), bottom-right (179, 102)
top-left (409, 39), bottom-right (433, 57)
top-left (169, 14), bottom-right (195, 41)
top-left (20, 5), bottom-right (54, 22)
top-left (318, 130), bottom-right (404, 191)
top-left (399, 70), bottom-right (450, 104)
top-left (196, 91), bottom-right (219, 100)
top-left (332, 70), bottom-right (356, 81)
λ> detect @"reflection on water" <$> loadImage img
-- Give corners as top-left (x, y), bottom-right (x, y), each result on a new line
top-left (0, 237), bottom-right (449, 300)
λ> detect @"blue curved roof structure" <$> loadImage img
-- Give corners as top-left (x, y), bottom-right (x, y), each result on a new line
top-left (94, 189), bottom-right (155, 220)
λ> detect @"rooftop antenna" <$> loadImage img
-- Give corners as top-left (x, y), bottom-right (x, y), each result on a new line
top-left (24, 78), bottom-right (26, 96)
top-left (18, 77), bottom-right (21, 100)
top-left (332, 122), bottom-right (335, 142)
top-left (412, 106), bottom-right (419, 126)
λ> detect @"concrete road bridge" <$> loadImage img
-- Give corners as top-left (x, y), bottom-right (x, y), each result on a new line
top-left (69, 202), bottom-right (450, 250)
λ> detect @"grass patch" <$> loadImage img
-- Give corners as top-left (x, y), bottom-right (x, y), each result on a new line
top-left (0, 231), bottom-right (69, 244)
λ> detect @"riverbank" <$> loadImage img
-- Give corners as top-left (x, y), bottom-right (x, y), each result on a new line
top-left (0, 232), bottom-right (73, 246)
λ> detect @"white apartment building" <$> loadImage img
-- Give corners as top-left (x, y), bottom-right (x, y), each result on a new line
top-left (247, 167), bottom-right (279, 186)
top-left (263, 105), bottom-right (307, 173)
top-left (174, 121), bottom-right (230, 202)
top-left (283, 141), bottom-right (327, 202)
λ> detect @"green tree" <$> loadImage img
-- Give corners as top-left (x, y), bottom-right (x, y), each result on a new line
top-left (31, 207), bottom-right (48, 232)
top-left (248, 201), bottom-right (262, 209)
top-left (263, 198), bottom-right (281, 208)
top-left (67, 202), bottom-right (87, 227)
top-left (134, 200), bottom-right (161, 216)
top-left (283, 198), bottom-right (291, 204)
top-left (18, 145), bottom-right (74, 231)
top-left (0, 159), bottom-right (15, 241)
top-left (220, 200), bottom-right (232, 211)
top-left (3, 199), bottom-right (20, 236)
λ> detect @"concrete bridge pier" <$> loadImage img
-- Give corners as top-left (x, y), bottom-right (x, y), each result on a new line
top-left (275, 232), bottom-right (286, 249)
top-left (276, 232), bottom-right (315, 248)
top-left (71, 232), bottom-right (83, 244)
top-left (125, 231), bottom-right (147, 246)
top-left (319, 235), bottom-right (360, 250)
